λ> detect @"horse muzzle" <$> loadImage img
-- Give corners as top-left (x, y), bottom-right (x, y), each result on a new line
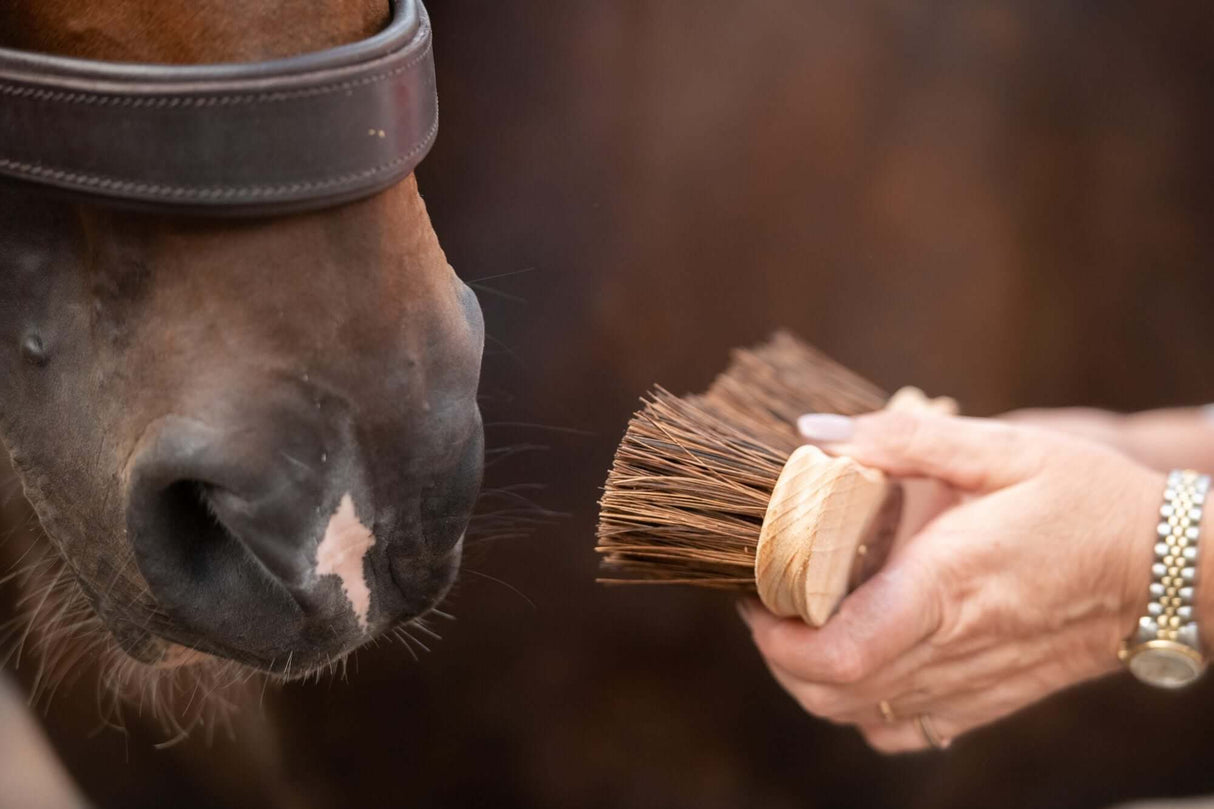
top-left (121, 387), bottom-right (481, 671)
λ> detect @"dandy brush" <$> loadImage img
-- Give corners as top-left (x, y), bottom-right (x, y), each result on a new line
top-left (595, 333), bottom-right (955, 626)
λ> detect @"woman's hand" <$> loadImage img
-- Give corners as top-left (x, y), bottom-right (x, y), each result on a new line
top-left (737, 410), bottom-right (1166, 753)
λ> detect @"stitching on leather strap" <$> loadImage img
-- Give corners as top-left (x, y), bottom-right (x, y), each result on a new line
top-left (0, 0), bottom-right (439, 213)
top-left (0, 111), bottom-right (438, 201)
top-left (0, 26), bottom-right (432, 109)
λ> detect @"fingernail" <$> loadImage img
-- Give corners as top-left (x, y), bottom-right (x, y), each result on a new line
top-left (797, 413), bottom-right (854, 443)
top-left (735, 600), bottom-right (753, 625)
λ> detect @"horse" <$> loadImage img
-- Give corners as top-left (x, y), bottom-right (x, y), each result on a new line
top-left (0, 0), bottom-right (483, 750)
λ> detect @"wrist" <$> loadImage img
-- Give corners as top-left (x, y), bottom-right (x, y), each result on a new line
top-left (1108, 412), bottom-right (1145, 460)
top-left (1120, 408), bottom-right (1214, 472)
top-left (1118, 469), bottom-right (1212, 687)
top-left (1116, 466), bottom-right (1171, 646)
top-left (1199, 487), bottom-right (1214, 653)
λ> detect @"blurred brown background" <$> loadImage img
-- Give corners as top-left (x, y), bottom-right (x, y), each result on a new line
top-left (13, 1), bottom-right (1214, 807)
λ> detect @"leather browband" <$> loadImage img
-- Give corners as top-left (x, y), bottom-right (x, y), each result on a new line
top-left (0, 0), bottom-right (437, 216)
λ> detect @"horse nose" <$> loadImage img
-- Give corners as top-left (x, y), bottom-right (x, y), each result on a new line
top-left (123, 412), bottom-right (376, 659)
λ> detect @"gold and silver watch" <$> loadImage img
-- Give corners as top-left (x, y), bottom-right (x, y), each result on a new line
top-left (1119, 469), bottom-right (1210, 688)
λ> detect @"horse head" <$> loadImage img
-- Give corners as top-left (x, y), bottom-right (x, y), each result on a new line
top-left (0, 0), bottom-right (484, 681)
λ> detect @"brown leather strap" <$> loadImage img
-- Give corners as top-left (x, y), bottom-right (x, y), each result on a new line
top-left (0, 0), bottom-right (437, 216)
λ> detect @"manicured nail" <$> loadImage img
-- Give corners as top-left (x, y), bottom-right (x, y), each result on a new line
top-left (797, 413), bottom-right (854, 443)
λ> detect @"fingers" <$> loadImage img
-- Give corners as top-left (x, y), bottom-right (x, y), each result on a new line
top-left (798, 410), bottom-right (1050, 493)
top-left (857, 715), bottom-right (956, 754)
top-left (856, 673), bottom-right (1044, 753)
top-left (739, 558), bottom-right (941, 685)
top-left (742, 595), bottom-right (1088, 753)
top-left (761, 655), bottom-right (932, 723)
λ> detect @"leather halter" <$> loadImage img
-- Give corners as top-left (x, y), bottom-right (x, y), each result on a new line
top-left (0, 0), bottom-right (437, 216)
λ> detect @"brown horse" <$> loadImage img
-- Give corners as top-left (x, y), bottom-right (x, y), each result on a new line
top-left (0, 0), bottom-right (483, 735)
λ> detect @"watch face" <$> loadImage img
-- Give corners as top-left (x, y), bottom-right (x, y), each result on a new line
top-left (1128, 645), bottom-right (1205, 689)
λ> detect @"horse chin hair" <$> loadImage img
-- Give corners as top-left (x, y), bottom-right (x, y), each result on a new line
top-left (3, 539), bottom-right (266, 746)
top-left (0, 487), bottom-right (536, 744)
top-left (3, 536), bottom-right (442, 744)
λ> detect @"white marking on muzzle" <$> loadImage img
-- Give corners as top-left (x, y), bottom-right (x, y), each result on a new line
top-left (315, 493), bottom-right (376, 632)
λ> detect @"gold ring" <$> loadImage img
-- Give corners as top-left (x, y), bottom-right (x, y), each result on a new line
top-left (914, 714), bottom-right (949, 750)
top-left (877, 700), bottom-right (896, 724)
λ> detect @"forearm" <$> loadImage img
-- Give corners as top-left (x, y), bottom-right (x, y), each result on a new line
top-left (1025, 406), bottom-right (1214, 651)
top-left (1003, 405), bottom-right (1214, 473)
top-left (1118, 407), bottom-right (1214, 473)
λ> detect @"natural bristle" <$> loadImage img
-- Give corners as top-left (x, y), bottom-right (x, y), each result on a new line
top-left (703, 330), bottom-right (886, 443)
top-left (596, 389), bottom-right (784, 591)
top-left (595, 332), bottom-right (887, 590)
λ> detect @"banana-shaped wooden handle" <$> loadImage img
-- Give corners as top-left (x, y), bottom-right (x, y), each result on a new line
top-left (754, 387), bottom-right (956, 626)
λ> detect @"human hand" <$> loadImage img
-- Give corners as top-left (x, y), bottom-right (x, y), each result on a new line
top-left (737, 410), bottom-right (1166, 753)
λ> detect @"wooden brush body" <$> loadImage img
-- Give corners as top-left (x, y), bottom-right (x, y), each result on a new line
top-left (757, 446), bottom-right (892, 625)
top-left (597, 332), bottom-right (955, 627)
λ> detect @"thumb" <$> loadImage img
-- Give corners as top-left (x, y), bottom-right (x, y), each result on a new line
top-left (798, 410), bottom-right (1048, 492)
top-left (742, 558), bottom-right (941, 685)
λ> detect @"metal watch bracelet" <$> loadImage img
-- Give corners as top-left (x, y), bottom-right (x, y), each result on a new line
top-left (1120, 469), bottom-right (1210, 687)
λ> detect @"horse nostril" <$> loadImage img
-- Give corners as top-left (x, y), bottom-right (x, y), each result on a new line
top-left (124, 416), bottom-right (335, 660)
top-left (130, 464), bottom-right (306, 600)
top-left (153, 480), bottom-right (241, 579)
top-left (147, 479), bottom-right (304, 587)
top-left (121, 407), bottom-right (480, 666)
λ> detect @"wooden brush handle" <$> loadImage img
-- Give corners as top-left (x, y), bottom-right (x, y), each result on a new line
top-left (884, 386), bottom-right (958, 417)
top-left (754, 387), bottom-right (956, 627)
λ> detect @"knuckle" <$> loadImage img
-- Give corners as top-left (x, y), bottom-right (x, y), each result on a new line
top-left (984, 421), bottom-right (1048, 481)
top-left (795, 685), bottom-right (844, 717)
top-left (873, 411), bottom-right (921, 456)
top-left (819, 642), bottom-right (869, 684)
top-left (860, 727), bottom-right (901, 754)
top-left (909, 560), bottom-right (948, 637)
top-left (864, 728), bottom-right (919, 755)
top-left (989, 421), bottom-right (1027, 456)
top-left (758, 621), bottom-right (809, 666)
